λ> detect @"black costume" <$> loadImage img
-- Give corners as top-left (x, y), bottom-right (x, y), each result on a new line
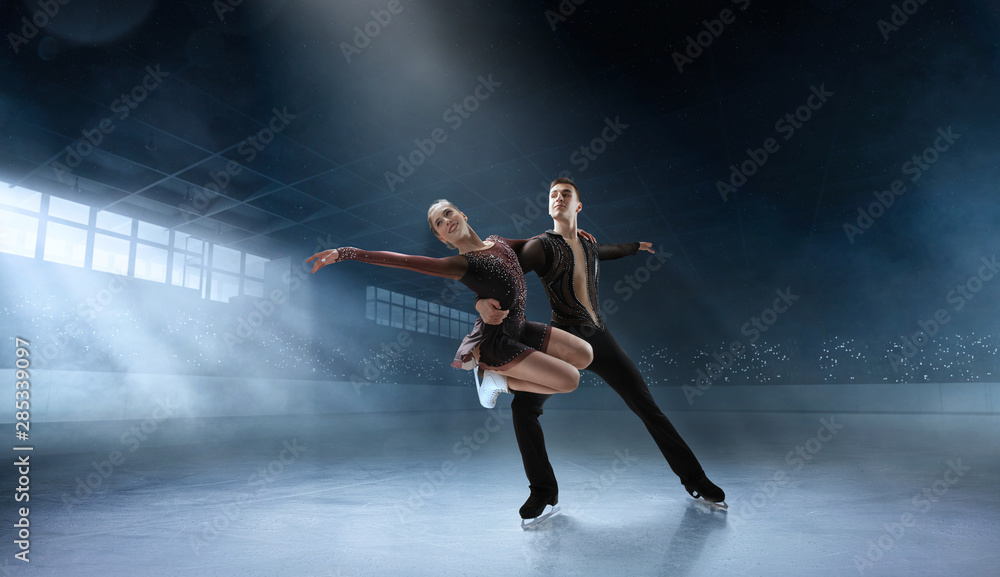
top-left (507, 231), bottom-right (707, 499)
top-left (337, 237), bottom-right (549, 371)
top-left (450, 236), bottom-right (550, 370)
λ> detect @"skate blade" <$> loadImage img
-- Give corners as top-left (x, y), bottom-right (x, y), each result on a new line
top-left (692, 497), bottom-right (728, 511)
top-left (521, 504), bottom-right (561, 530)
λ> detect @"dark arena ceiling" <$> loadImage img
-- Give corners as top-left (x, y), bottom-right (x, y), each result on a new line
top-left (1, 0), bottom-right (998, 312)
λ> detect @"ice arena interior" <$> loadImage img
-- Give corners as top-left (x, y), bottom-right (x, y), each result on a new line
top-left (1, 1), bottom-right (998, 576)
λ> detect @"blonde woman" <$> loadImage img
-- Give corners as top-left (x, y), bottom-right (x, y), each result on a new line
top-left (308, 199), bottom-right (592, 408)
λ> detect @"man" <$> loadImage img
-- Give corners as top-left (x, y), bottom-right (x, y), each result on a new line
top-left (477, 178), bottom-right (726, 526)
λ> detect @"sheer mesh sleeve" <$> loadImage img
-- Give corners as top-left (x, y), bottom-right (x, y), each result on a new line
top-left (337, 247), bottom-right (467, 280)
top-left (501, 237), bottom-right (545, 274)
top-left (596, 242), bottom-right (641, 261)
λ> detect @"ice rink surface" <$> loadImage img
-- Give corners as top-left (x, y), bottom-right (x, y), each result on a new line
top-left (8, 408), bottom-right (999, 577)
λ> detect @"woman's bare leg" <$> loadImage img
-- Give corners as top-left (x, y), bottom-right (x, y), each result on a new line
top-left (496, 352), bottom-right (579, 395)
top-left (542, 327), bottom-right (593, 370)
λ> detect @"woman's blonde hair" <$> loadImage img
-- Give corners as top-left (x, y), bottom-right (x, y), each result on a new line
top-left (427, 199), bottom-right (460, 249)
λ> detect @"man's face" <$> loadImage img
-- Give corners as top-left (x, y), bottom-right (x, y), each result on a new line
top-left (549, 184), bottom-right (581, 219)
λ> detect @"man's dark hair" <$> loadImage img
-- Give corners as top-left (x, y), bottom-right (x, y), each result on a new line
top-left (549, 177), bottom-right (581, 202)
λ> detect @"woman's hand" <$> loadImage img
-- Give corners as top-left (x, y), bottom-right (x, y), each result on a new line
top-left (306, 249), bottom-right (340, 273)
top-left (578, 230), bottom-right (597, 243)
top-left (638, 242), bottom-right (654, 253)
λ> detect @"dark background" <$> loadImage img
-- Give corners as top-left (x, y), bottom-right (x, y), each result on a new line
top-left (2, 0), bottom-right (999, 387)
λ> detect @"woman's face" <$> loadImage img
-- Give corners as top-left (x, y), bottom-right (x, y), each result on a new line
top-left (429, 204), bottom-right (466, 246)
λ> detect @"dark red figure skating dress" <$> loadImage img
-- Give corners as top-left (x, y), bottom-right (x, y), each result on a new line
top-left (337, 236), bottom-right (550, 372)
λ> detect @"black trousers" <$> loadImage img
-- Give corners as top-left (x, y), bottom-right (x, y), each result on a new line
top-left (511, 323), bottom-right (704, 496)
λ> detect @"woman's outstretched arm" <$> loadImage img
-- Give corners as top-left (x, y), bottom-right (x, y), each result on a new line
top-left (308, 247), bottom-right (467, 280)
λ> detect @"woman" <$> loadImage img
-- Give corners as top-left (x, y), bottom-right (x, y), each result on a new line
top-left (307, 199), bottom-right (593, 408)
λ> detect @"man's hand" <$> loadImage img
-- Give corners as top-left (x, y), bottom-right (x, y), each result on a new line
top-left (638, 242), bottom-right (654, 253)
top-left (475, 298), bottom-right (509, 325)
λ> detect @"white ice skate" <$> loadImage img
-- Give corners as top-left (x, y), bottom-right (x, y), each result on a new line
top-left (475, 368), bottom-right (509, 409)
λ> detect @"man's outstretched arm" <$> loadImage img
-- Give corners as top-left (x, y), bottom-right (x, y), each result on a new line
top-left (596, 241), bottom-right (653, 261)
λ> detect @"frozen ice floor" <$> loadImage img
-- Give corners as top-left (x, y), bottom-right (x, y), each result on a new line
top-left (7, 408), bottom-right (999, 577)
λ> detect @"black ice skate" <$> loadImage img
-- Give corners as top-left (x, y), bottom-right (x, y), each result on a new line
top-left (684, 474), bottom-right (728, 511)
top-left (519, 492), bottom-right (560, 529)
